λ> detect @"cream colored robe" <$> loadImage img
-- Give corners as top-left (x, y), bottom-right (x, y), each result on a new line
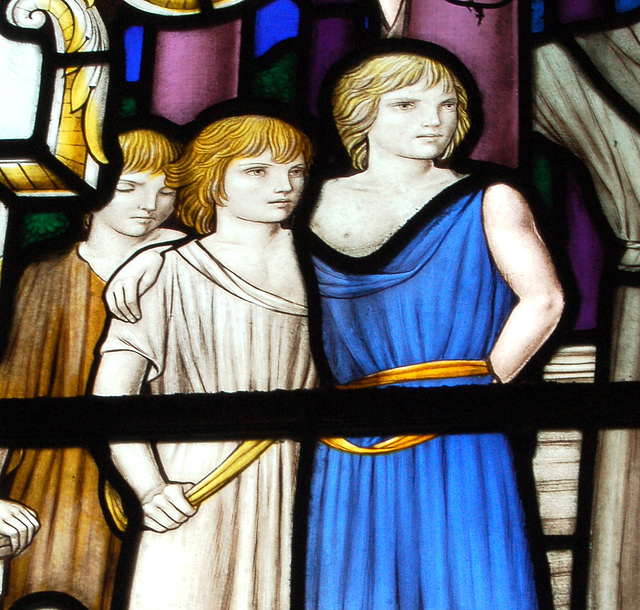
top-left (101, 241), bottom-right (318, 609)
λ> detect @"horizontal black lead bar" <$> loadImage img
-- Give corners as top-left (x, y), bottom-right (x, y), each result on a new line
top-left (0, 382), bottom-right (638, 445)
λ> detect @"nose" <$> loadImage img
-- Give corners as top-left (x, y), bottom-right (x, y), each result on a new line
top-left (273, 170), bottom-right (294, 193)
top-left (421, 104), bottom-right (441, 127)
top-left (138, 185), bottom-right (158, 211)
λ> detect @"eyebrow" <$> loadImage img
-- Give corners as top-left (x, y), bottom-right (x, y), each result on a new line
top-left (235, 162), bottom-right (272, 168)
top-left (235, 161), bottom-right (307, 169)
top-left (384, 94), bottom-right (458, 103)
top-left (117, 179), bottom-right (143, 185)
top-left (385, 96), bottom-right (419, 103)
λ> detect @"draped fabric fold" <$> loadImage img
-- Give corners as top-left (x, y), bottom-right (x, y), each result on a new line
top-left (101, 243), bottom-right (318, 609)
top-left (533, 31), bottom-right (640, 608)
top-left (575, 21), bottom-right (640, 117)
top-left (533, 39), bottom-right (640, 259)
top-left (306, 179), bottom-right (536, 609)
top-left (0, 249), bottom-right (119, 610)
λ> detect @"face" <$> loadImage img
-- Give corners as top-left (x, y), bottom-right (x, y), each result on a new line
top-left (94, 171), bottom-right (176, 237)
top-left (367, 79), bottom-right (458, 162)
top-left (220, 150), bottom-right (306, 224)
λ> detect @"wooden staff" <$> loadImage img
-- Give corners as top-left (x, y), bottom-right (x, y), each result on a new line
top-left (107, 439), bottom-right (276, 532)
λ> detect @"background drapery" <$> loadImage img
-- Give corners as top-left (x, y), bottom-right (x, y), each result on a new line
top-left (533, 26), bottom-right (640, 608)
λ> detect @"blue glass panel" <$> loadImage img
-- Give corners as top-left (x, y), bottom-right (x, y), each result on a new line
top-left (532, 0), bottom-right (544, 33)
top-left (616, 0), bottom-right (640, 11)
top-left (254, 0), bottom-right (299, 57)
top-left (124, 26), bottom-right (144, 82)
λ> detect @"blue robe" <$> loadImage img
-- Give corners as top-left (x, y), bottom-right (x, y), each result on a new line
top-left (305, 177), bottom-right (538, 609)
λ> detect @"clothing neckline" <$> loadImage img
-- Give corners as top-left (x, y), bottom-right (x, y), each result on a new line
top-left (175, 240), bottom-right (308, 314)
top-left (306, 174), bottom-right (483, 271)
top-left (75, 243), bottom-right (108, 284)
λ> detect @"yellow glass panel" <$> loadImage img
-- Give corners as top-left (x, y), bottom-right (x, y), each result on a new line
top-left (50, 74), bottom-right (88, 178)
top-left (21, 164), bottom-right (61, 190)
top-left (0, 162), bottom-right (73, 195)
top-left (0, 163), bottom-right (32, 190)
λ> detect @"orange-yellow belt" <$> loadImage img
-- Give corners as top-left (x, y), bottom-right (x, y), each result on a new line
top-left (321, 359), bottom-right (490, 455)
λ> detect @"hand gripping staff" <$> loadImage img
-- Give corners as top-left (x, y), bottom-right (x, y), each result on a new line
top-left (105, 439), bottom-right (276, 532)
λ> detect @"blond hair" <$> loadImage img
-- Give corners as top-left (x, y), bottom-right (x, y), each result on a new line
top-left (119, 129), bottom-right (183, 175)
top-left (332, 53), bottom-right (470, 170)
top-left (166, 115), bottom-right (313, 235)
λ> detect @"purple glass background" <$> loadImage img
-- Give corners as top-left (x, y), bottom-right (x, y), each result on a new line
top-left (557, 0), bottom-right (605, 23)
top-left (566, 171), bottom-right (605, 331)
top-left (308, 18), bottom-right (356, 115)
top-left (151, 22), bottom-right (242, 125)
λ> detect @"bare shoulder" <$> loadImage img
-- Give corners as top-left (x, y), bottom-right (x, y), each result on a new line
top-left (311, 177), bottom-right (356, 228)
top-left (483, 183), bottom-right (534, 229)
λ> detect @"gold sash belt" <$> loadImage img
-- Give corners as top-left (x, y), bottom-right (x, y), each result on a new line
top-left (106, 360), bottom-right (490, 529)
top-left (321, 359), bottom-right (490, 455)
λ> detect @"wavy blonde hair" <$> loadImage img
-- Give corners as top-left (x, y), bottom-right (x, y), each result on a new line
top-left (332, 53), bottom-right (470, 170)
top-left (166, 115), bottom-right (313, 235)
top-left (118, 129), bottom-right (183, 175)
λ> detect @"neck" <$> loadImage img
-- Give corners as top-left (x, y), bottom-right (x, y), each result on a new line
top-left (81, 218), bottom-right (160, 280)
top-left (365, 146), bottom-right (436, 185)
top-left (208, 208), bottom-right (284, 248)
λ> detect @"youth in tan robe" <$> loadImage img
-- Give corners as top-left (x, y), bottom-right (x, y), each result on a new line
top-left (0, 247), bottom-right (119, 610)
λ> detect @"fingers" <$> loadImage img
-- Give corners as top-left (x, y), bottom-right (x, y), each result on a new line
top-left (0, 537), bottom-right (12, 559)
top-left (105, 279), bottom-right (140, 323)
top-left (105, 250), bottom-right (165, 323)
top-left (121, 277), bottom-right (142, 322)
top-left (0, 501), bottom-right (39, 556)
top-left (105, 283), bottom-right (130, 322)
top-left (142, 484), bottom-right (197, 533)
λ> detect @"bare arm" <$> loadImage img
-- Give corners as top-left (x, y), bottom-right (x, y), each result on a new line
top-left (105, 248), bottom-right (167, 323)
top-left (483, 184), bottom-right (564, 382)
top-left (93, 351), bottom-right (196, 531)
top-left (93, 350), bottom-right (148, 396)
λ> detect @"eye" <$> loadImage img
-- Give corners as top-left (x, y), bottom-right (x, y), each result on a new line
top-left (245, 168), bottom-right (266, 177)
top-left (289, 167), bottom-right (306, 178)
top-left (441, 101), bottom-right (457, 110)
top-left (116, 183), bottom-right (135, 192)
top-left (393, 102), bottom-right (414, 111)
top-left (159, 188), bottom-right (176, 196)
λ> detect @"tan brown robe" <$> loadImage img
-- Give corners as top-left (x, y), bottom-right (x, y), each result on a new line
top-left (0, 247), bottom-right (120, 610)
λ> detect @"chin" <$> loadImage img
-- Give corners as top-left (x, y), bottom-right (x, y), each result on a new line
top-left (265, 209), bottom-right (292, 222)
top-left (413, 145), bottom-right (444, 157)
top-left (123, 227), bottom-right (155, 238)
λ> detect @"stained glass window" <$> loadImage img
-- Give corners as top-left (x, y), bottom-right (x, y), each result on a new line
top-left (0, 1), bottom-right (639, 609)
